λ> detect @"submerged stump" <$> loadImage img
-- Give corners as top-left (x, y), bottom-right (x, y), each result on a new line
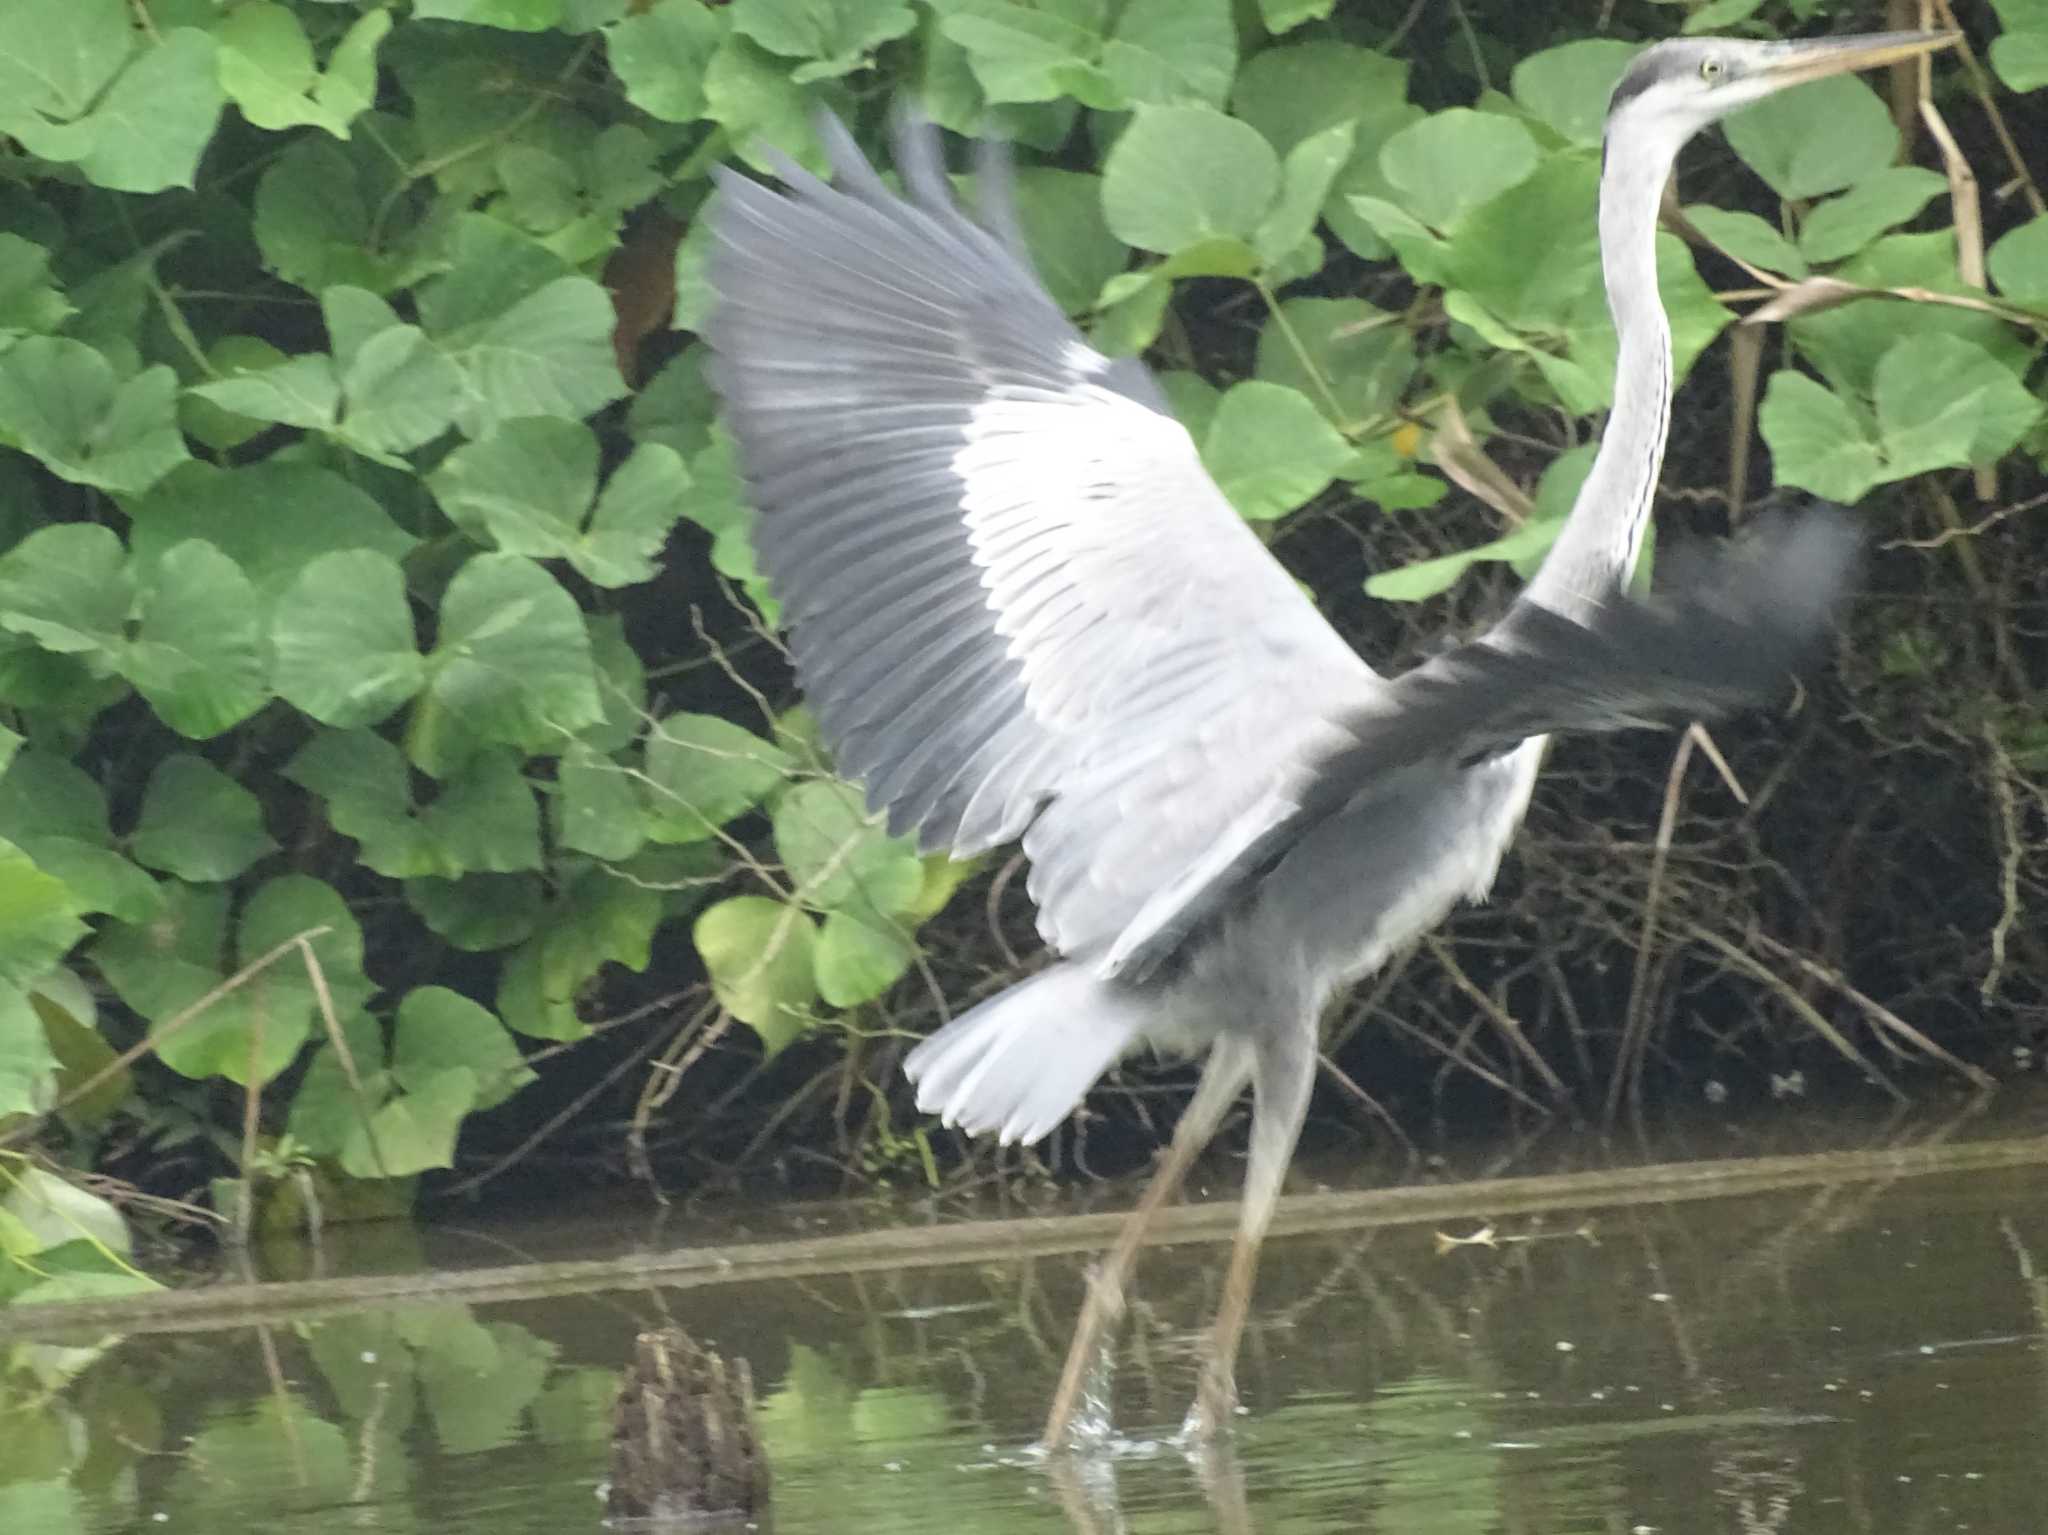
top-left (608, 1327), bottom-right (770, 1527)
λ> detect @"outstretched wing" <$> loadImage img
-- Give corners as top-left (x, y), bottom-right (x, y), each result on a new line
top-left (705, 114), bottom-right (1382, 963)
top-left (1103, 509), bottom-right (1863, 980)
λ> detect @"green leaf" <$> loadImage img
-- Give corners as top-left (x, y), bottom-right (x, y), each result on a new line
top-left (497, 867), bottom-right (664, 1039)
top-left (127, 462), bottom-right (418, 606)
top-left (0, 0), bottom-right (132, 125)
top-left (1254, 0), bottom-right (1334, 34)
top-left (1089, 265), bottom-right (1171, 356)
top-left (1322, 100), bottom-right (1425, 261)
top-left (1366, 515), bottom-right (1566, 602)
top-left (676, 433), bottom-right (770, 608)
top-left (272, 550), bottom-right (424, 728)
top-left (32, 967), bottom-right (131, 1124)
top-left (10, 28), bottom-right (226, 195)
top-left (330, 318), bottom-right (468, 457)
top-left (124, 541), bottom-right (270, 740)
top-left (1874, 333), bottom-right (2042, 477)
top-left (0, 752), bottom-right (108, 848)
top-left (241, 873), bottom-right (371, 1012)
top-left (1724, 73), bottom-right (1897, 200)
top-left (939, 1), bottom-right (1105, 107)
top-left (629, 348), bottom-right (718, 462)
top-left (1990, 30), bottom-right (2048, 92)
top-left (419, 752), bottom-right (545, 876)
top-left (1437, 154), bottom-right (1600, 330)
top-left (1158, 370), bottom-right (1221, 440)
top-left (406, 873), bottom-right (545, 953)
top-left (0, 841), bottom-right (85, 994)
top-left (392, 987), bottom-right (534, 1111)
top-left (1011, 169), bottom-right (1127, 315)
top-left (408, 554), bottom-right (602, 777)
top-left (607, 1), bottom-right (727, 120)
top-left (1098, 0), bottom-right (1234, 108)
top-left (1231, 40), bottom-right (1406, 156)
top-left (1684, 205), bottom-right (1809, 278)
top-left (1255, 123), bottom-right (1353, 269)
top-left (341, 1067), bottom-right (478, 1179)
top-left (0, 524), bottom-right (131, 658)
top-left (1798, 167), bottom-right (1948, 264)
top-left (1988, 213), bottom-right (2048, 305)
top-left (416, 220), bottom-right (627, 437)
top-left (703, 30), bottom-right (825, 169)
top-left (814, 910), bottom-right (915, 1008)
top-left (1, 1165), bottom-right (128, 1255)
top-left (1790, 232), bottom-right (2028, 395)
top-left (1202, 381), bottom-right (1355, 521)
top-left (129, 755), bottom-right (277, 883)
top-left (0, 338), bottom-right (189, 494)
top-left (414, 0), bottom-right (566, 26)
top-left (285, 1010), bottom-right (386, 1158)
top-left (1256, 298), bottom-right (1415, 427)
top-left (1380, 110), bottom-right (1540, 232)
top-left (430, 421), bottom-right (690, 587)
top-left (92, 883), bottom-right (263, 1081)
top-left (253, 136), bottom-right (423, 295)
top-left (215, 3), bottom-right (389, 138)
top-left (694, 895), bottom-right (818, 1054)
top-left (12, 840), bottom-right (159, 924)
top-left (1684, 0), bottom-right (1766, 28)
top-left (732, 0), bottom-right (917, 81)
top-left (557, 742), bottom-right (646, 861)
top-left (583, 612), bottom-right (649, 754)
top-left (0, 984), bottom-right (61, 1120)
top-left (1758, 370), bottom-right (1884, 502)
top-left (772, 780), bottom-right (924, 916)
top-left (0, 235), bottom-right (74, 345)
top-left (288, 729), bottom-right (425, 876)
top-left (644, 713), bottom-right (794, 841)
top-left (1102, 105), bottom-right (1279, 255)
top-left (1510, 40), bottom-right (1639, 148)
top-left (186, 353), bottom-right (341, 434)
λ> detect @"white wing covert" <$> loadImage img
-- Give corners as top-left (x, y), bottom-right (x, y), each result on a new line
top-left (706, 113), bottom-right (1382, 966)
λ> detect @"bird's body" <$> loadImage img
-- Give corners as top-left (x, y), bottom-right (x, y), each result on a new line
top-left (706, 27), bottom-right (1949, 1447)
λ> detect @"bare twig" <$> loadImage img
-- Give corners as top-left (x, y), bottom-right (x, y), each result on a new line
top-left (1610, 732), bottom-right (1694, 1123)
top-left (1980, 719), bottom-right (2025, 1006)
top-left (1746, 931), bottom-right (1994, 1089)
top-left (1424, 936), bottom-right (1566, 1100)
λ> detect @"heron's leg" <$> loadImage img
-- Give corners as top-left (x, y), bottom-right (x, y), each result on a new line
top-left (1041, 1040), bottom-right (1252, 1450)
top-left (1187, 1024), bottom-right (1316, 1441)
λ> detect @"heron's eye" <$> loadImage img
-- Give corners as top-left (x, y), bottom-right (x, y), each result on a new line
top-left (1699, 55), bottom-right (1727, 83)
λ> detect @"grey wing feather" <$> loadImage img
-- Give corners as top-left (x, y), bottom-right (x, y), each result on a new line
top-left (705, 112), bottom-right (1381, 964)
top-left (1105, 509), bottom-right (1862, 981)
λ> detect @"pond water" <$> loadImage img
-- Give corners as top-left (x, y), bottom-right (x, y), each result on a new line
top-left (6, 1093), bottom-right (2048, 1534)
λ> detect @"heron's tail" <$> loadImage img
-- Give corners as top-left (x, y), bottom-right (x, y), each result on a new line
top-left (904, 965), bottom-right (1151, 1147)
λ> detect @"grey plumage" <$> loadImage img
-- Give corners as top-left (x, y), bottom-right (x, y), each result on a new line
top-left (703, 24), bottom-right (1949, 1445)
top-left (706, 110), bottom-right (1846, 1140)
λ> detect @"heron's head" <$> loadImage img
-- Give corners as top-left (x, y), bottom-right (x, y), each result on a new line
top-left (1606, 31), bottom-right (1956, 156)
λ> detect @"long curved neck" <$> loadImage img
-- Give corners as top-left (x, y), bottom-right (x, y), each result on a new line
top-left (1524, 124), bottom-right (1684, 619)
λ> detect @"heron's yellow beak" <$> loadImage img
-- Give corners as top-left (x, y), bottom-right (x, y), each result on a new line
top-left (1759, 29), bottom-right (1958, 90)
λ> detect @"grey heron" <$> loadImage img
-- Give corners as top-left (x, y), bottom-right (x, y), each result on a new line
top-left (705, 28), bottom-right (1953, 1447)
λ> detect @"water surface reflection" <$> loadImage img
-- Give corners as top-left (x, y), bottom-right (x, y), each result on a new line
top-left (6, 1103), bottom-right (2048, 1532)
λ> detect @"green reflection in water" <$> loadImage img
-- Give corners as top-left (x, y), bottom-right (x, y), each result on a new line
top-left (3, 1151), bottom-right (2047, 1533)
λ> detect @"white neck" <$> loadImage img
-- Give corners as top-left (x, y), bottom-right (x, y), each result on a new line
top-left (1523, 119), bottom-right (1685, 618)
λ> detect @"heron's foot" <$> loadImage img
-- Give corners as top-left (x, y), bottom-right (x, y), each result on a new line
top-left (1181, 1356), bottom-right (1239, 1443)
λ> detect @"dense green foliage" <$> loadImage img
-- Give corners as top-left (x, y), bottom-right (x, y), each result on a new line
top-left (0, 0), bottom-right (2044, 1275)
